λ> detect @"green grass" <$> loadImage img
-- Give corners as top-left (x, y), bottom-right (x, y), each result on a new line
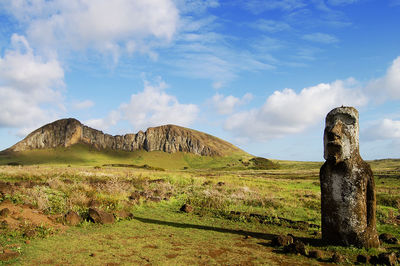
top-left (0, 158), bottom-right (399, 265)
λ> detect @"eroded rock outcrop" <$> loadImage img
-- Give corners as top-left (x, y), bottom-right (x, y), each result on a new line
top-left (320, 107), bottom-right (380, 248)
top-left (7, 118), bottom-right (239, 156)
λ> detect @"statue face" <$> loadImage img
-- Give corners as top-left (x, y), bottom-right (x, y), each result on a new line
top-left (324, 107), bottom-right (359, 162)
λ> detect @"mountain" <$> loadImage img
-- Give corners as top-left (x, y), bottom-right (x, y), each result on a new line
top-left (4, 118), bottom-right (246, 157)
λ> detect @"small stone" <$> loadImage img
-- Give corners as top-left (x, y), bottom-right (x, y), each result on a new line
top-left (283, 240), bottom-right (307, 256)
top-left (271, 235), bottom-right (293, 247)
top-left (0, 208), bottom-right (10, 218)
top-left (88, 208), bottom-right (115, 224)
top-left (89, 253), bottom-right (96, 257)
top-left (25, 240), bottom-right (30, 244)
top-left (331, 252), bottom-right (345, 263)
top-left (378, 252), bottom-right (397, 266)
top-left (244, 235), bottom-right (252, 239)
top-left (309, 250), bottom-right (323, 259)
top-left (65, 210), bottom-right (81, 226)
top-left (217, 182), bottom-right (225, 186)
top-left (180, 204), bottom-right (193, 213)
top-left (356, 254), bottom-right (369, 263)
top-left (23, 229), bottom-right (36, 238)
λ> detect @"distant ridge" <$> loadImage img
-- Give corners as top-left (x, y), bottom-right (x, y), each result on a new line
top-left (4, 118), bottom-right (246, 157)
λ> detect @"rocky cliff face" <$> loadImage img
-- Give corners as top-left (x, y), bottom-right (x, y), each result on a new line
top-left (8, 118), bottom-right (240, 156)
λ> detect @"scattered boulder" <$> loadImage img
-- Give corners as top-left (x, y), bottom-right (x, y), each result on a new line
top-left (65, 210), bottom-right (81, 226)
top-left (379, 233), bottom-right (398, 244)
top-left (378, 252), bottom-right (397, 266)
top-left (357, 254), bottom-right (369, 264)
top-left (88, 208), bottom-right (115, 224)
top-left (283, 240), bottom-right (307, 256)
top-left (320, 107), bottom-right (380, 248)
top-left (271, 234), bottom-right (293, 247)
top-left (331, 252), bottom-right (345, 264)
top-left (180, 204), bottom-right (193, 213)
top-left (0, 208), bottom-right (10, 218)
top-left (309, 250), bottom-right (323, 259)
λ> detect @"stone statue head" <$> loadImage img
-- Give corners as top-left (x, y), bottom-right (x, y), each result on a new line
top-left (324, 107), bottom-right (359, 162)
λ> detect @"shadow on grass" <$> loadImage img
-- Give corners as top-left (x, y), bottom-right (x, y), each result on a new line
top-left (133, 216), bottom-right (324, 247)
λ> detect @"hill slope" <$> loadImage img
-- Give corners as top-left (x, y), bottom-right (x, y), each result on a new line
top-left (0, 119), bottom-right (261, 169)
top-left (5, 118), bottom-right (246, 157)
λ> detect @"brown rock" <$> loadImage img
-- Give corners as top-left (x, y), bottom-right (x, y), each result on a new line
top-left (180, 204), bottom-right (193, 213)
top-left (309, 250), bottom-right (323, 259)
top-left (378, 252), bottom-right (397, 266)
top-left (0, 208), bottom-right (10, 218)
top-left (271, 234), bottom-right (293, 247)
top-left (320, 107), bottom-right (380, 248)
top-left (379, 233), bottom-right (398, 244)
top-left (65, 210), bottom-right (81, 226)
top-left (283, 240), bottom-right (307, 256)
top-left (88, 208), bottom-right (115, 224)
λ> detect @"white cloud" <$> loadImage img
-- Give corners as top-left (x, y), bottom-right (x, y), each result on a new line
top-left (224, 79), bottom-right (366, 140)
top-left (121, 79), bottom-right (198, 131)
top-left (366, 56), bottom-right (400, 101)
top-left (85, 110), bottom-right (120, 131)
top-left (72, 100), bottom-right (94, 110)
top-left (86, 78), bottom-right (198, 132)
top-left (3, 0), bottom-right (179, 59)
top-left (251, 19), bottom-right (291, 33)
top-left (363, 119), bottom-right (400, 141)
top-left (210, 93), bottom-right (253, 115)
top-left (302, 32), bottom-right (339, 44)
top-left (0, 34), bottom-right (64, 129)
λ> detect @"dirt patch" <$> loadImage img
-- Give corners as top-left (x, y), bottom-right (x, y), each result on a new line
top-left (207, 248), bottom-right (229, 258)
top-left (165, 253), bottom-right (179, 259)
top-left (0, 201), bottom-right (65, 232)
top-left (143, 245), bottom-right (158, 249)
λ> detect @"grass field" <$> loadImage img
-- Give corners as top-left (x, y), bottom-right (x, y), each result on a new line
top-left (0, 158), bottom-right (399, 265)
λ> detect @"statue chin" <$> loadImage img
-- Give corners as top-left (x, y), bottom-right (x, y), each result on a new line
top-left (325, 143), bottom-right (343, 162)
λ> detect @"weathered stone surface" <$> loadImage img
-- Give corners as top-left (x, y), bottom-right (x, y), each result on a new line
top-left (6, 118), bottom-right (241, 156)
top-left (65, 210), bottom-right (81, 226)
top-left (308, 250), bottom-right (323, 259)
top-left (271, 234), bottom-right (293, 247)
top-left (88, 208), bottom-right (115, 224)
top-left (283, 240), bottom-right (307, 256)
top-left (320, 107), bottom-right (380, 248)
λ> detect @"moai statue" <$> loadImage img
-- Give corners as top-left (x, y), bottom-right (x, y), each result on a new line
top-left (320, 107), bottom-right (380, 248)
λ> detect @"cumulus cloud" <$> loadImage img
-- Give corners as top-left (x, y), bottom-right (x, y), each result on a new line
top-left (224, 79), bottom-right (366, 141)
top-left (302, 32), bottom-right (339, 44)
top-left (3, 0), bottom-right (179, 59)
top-left (366, 56), bottom-right (400, 101)
top-left (121, 79), bottom-right (198, 131)
top-left (211, 93), bottom-right (253, 115)
top-left (87, 78), bottom-right (198, 132)
top-left (363, 119), bottom-right (400, 141)
top-left (0, 34), bottom-right (64, 129)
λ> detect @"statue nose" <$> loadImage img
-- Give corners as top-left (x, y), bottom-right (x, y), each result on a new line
top-left (328, 121), bottom-right (342, 141)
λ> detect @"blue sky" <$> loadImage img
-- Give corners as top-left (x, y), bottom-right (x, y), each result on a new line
top-left (0, 0), bottom-right (399, 161)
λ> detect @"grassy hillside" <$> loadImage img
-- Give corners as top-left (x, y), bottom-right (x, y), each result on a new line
top-left (0, 143), bottom-right (260, 170)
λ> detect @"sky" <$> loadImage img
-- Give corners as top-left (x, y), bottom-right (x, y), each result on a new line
top-left (0, 0), bottom-right (399, 161)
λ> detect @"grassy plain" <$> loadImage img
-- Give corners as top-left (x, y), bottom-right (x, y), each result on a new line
top-left (0, 158), bottom-right (399, 265)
